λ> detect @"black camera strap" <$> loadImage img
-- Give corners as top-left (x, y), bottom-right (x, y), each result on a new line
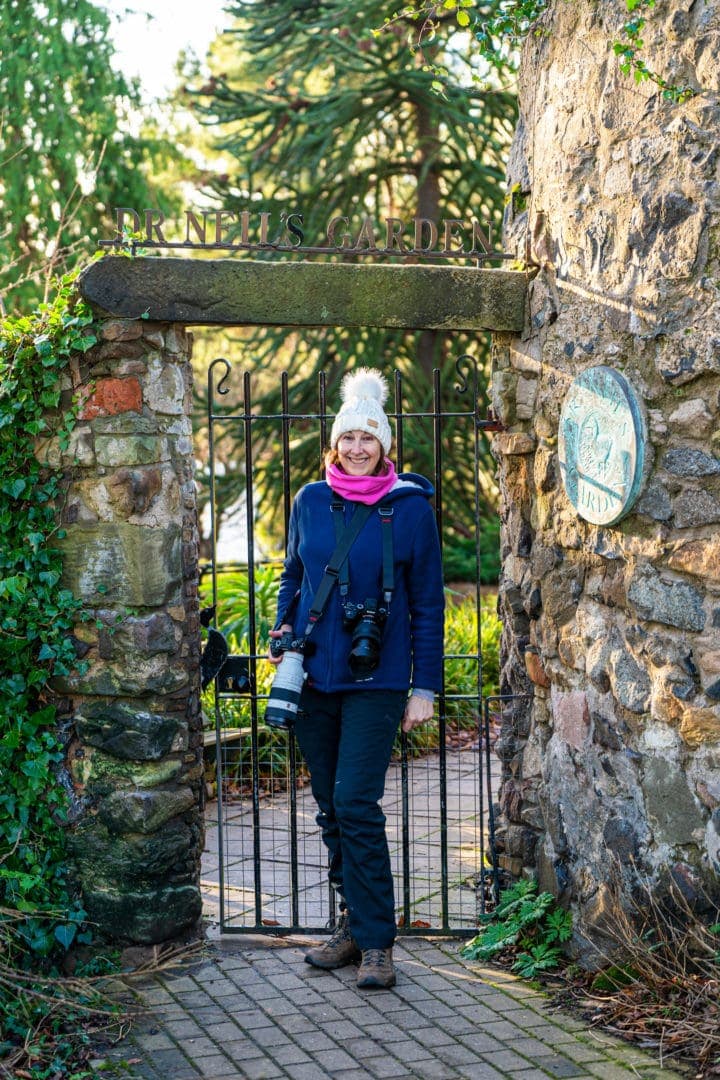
top-left (330, 496), bottom-right (394, 609)
top-left (304, 501), bottom-right (374, 635)
top-left (378, 505), bottom-right (394, 604)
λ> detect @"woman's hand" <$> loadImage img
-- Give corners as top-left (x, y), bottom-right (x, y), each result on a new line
top-left (402, 692), bottom-right (434, 733)
top-left (268, 624), bottom-right (294, 666)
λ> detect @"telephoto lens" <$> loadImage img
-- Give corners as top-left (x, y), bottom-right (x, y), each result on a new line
top-left (264, 650), bottom-right (306, 729)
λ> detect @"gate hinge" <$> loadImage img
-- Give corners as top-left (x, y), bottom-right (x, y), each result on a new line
top-left (477, 407), bottom-right (505, 433)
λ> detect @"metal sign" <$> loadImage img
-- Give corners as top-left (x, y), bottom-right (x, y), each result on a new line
top-left (99, 206), bottom-right (510, 262)
top-left (558, 365), bottom-right (646, 526)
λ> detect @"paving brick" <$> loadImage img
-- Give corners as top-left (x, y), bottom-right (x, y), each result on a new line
top-left (533, 1056), bottom-right (588, 1078)
top-left (510, 1072), bottom-right (564, 1080)
top-left (193, 1054), bottom-right (239, 1077)
top-left (377, 1039), bottom-right (433, 1063)
top-left (434, 1013), bottom-right (479, 1036)
top-left (455, 1032), bottom-right (507, 1055)
top-left (234, 1055), bottom-right (285, 1079)
top-left (435, 1042), bottom-right (491, 1067)
top-left (163, 1019), bottom-right (206, 1039)
top-left (455, 1065), bottom-right (509, 1080)
top-left (298, 1003), bottom-right (346, 1024)
top-left (512, 1036), bottom-right (582, 1060)
top-left (292, 1030), bottom-right (342, 1053)
top-left (159, 974), bottom-right (195, 990)
top-left (479, 1048), bottom-right (536, 1072)
top-left (281, 1065), bottom-right (334, 1080)
top-left (220, 1039), bottom-right (266, 1060)
top-left (180, 1036), bottom-right (221, 1057)
top-left (248, 1026), bottom-right (294, 1049)
top-left (133, 1032), bottom-right (176, 1051)
top-left (409, 1061), bottom-right (462, 1079)
top-left (312, 1047), bottom-right (364, 1072)
top-left (552, 1041), bottom-right (610, 1064)
top-left (202, 1020), bottom-right (248, 1041)
top-left (481, 1018), bottom-right (532, 1040)
top-left (274, 1013), bottom-right (319, 1035)
top-left (329, 1037), bottom-right (388, 1060)
top-left (362, 1056), bottom-right (412, 1078)
top-left (266, 1043), bottom-right (314, 1067)
top-left (407, 1026), bottom-right (456, 1049)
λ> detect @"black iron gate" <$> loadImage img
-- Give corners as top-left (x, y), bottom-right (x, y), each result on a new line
top-left (202, 357), bottom-right (500, 937)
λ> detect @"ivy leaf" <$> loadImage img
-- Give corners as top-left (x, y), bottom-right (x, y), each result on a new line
top-left (54, 921), bottom-right (78, 950)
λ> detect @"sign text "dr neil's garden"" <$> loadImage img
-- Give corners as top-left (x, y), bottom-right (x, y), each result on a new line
top-left (99, 208), bottom-right (506, 261)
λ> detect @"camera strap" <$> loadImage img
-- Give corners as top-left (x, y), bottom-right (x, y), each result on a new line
top-left (304, 501), bottom-right (375, 635)
top-left (330, 497), bottom-right (394, 607)
top-left (378, 505), bottom-right (394, 604)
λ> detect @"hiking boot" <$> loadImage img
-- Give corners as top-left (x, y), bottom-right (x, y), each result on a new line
top-left (304, 914), bottom-right (361, 970)
top-left (356, 947), bottom-right (396, 989)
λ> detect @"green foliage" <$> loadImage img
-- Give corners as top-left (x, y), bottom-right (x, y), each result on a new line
top-left (462, 878), bottom-right (572, 977)
top-left (590, 963), bottom-right (641, 992)
top-left (1, 910), bottom-right (123, 1077)
top-left (612, 0), bottom-right (694, 102)
top-left (444, 592), bottom-right (501, 717)
top-left (384, 0), bottom-right (696, 102)
top-left (0, 273), bottom-right (108, 1075)
top-left (0, 0), bottom-right (184, 313)
top-left (443, 518), bottom-right (500, 585)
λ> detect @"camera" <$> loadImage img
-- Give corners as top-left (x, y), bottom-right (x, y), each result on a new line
top-left (269, 630), bottom-right (309, 659)
top-left (343, 598), bottom-right (388, 678)
top-left (264, 632), bottom-right (310, 730)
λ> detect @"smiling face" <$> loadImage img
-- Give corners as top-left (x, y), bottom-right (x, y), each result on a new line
top-left (336, 430), bottom-right (383, 476)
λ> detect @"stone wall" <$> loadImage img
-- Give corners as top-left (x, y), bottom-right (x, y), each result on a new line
top-left (492, 0), bottom-right (720, 952)
top-left (44, 319), bottom-right (203, 943)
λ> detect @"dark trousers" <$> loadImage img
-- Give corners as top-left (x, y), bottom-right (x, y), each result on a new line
top-left (294, 686), bottom-right (406, 951)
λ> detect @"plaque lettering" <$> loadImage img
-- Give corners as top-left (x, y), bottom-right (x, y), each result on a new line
top-left (100, 206), bottom-right (508, 263)
top-left (558, 366), bottom-right (646, 526)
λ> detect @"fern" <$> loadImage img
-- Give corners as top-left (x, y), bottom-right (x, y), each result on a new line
top-left (462, 879), bottom-right (571, 975)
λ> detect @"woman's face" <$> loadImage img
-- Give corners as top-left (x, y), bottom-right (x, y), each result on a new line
top-left (336, 430), bottom-right (383, 476)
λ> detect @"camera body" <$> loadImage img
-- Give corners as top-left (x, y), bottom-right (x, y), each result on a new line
top-left (269, 630), bottom-right (309, 659)
top-left (343, 598), bottom-right (388, 678)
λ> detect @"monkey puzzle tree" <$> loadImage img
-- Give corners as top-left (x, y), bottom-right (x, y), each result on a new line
top-left (191, 0), bottom-right (516, 578)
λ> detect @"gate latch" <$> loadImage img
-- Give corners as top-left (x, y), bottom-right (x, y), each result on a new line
top-left (200, 607), bottom-right (252, 694)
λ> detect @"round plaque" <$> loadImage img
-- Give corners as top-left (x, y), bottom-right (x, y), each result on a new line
top-left (558, 366), bottom-right (645, 526)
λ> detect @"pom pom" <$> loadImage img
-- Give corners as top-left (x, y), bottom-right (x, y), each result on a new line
top-left (340, 367), bottom-right (388, 406)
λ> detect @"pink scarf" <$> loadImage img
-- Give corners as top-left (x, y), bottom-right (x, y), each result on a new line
top-left (327, 460), bottom-right (397, 505)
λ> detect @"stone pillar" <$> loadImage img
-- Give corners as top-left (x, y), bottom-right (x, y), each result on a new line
top-left (493, 1), bottom-right (720, 951)
top-left (50, 319), bottom-right (203, 943)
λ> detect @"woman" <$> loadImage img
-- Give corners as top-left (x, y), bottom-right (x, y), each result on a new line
top-left (269, 368), bottom-right (444, 989)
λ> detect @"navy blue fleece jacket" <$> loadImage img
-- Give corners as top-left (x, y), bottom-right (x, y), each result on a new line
top-left (275, 475), bottom-right (444, 694)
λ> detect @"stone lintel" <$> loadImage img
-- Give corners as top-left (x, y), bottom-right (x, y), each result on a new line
top-left (78, 256), bottom-right (528, 332)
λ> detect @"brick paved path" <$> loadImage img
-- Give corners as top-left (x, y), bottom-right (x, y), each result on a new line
top-left (93, 936), bottom-right (683, 1079)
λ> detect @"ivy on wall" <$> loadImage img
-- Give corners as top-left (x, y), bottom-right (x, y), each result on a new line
top-left (0, 271), bottom-right (96, 934)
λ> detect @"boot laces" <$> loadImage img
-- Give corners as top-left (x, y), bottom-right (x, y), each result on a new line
top-left (326, 913), bottom-right (351, 945)
top-left (362, 948), bottom-right (389, 966)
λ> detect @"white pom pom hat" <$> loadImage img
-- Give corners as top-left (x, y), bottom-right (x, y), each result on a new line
top-left (330, 368), bottom-right (393, 454)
